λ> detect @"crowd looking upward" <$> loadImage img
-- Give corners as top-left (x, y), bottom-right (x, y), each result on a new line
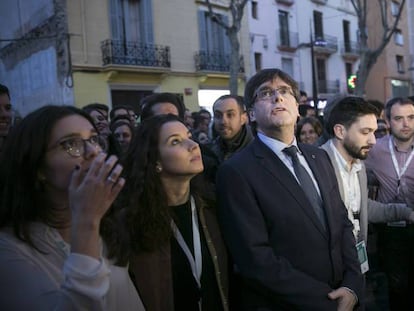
top-left (1, 73), bottom-right (413, 310)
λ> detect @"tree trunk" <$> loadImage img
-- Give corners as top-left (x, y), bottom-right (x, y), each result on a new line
top-left (228, 29), bottom-right (240, 95)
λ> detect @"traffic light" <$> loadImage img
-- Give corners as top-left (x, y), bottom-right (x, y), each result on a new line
top-left (347, 74), bottom-right (357, 89)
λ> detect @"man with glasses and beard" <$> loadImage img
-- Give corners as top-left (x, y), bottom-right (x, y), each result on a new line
top-left (365, 97), bottom-right (414, 310)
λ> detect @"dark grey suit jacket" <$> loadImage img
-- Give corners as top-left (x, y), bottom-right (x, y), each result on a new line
top-left (217, 138), bottom-right (363, 310)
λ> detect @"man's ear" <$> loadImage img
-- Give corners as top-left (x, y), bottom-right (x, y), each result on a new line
top-left (333, 124), bottom-right (346, 140)
top-left (241, 111), bottom-right (248, 125)
top-left (248, 109), bottom-right (256, 122)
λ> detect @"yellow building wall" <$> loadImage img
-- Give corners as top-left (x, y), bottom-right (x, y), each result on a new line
top-left (72, 72), bottom-right (110, 107)
top-left (69, 0), bottom-right (249, 111)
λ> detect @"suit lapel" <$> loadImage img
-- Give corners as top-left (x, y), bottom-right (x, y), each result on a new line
top-left (252, 140), bottom-right (328, 238)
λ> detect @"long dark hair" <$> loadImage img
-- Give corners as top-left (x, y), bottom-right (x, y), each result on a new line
top-left (109, 114), bottom-right (206, 262)
top-left (0, 105), bottom-right (97, 248)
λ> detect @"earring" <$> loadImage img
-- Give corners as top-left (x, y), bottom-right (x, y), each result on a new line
top-left (156, 165), bottom-right (162, 173)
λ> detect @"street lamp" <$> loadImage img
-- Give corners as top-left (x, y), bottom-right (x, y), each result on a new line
top-left (298, 29), bottom-right (326, 116)
top-left (310, 31), bottom-right (319, 116)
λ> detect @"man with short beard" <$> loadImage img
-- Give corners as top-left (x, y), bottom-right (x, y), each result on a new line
top-left (365, 97), bottom-right (414, 310)
top-left (321, 96), bottom-right (414, 247)
top-left (211, 95), bottom-right (253, 163)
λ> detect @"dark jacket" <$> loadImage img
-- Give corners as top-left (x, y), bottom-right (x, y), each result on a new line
top-left (210, 125), bottom-right (254, 163)
top-left (216, 139), bottom-right (364, 310)
top-left (128, 197), bottom-right (229, 311)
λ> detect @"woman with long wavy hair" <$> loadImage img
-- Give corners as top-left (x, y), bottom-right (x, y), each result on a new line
top-left (111, 114), bottom-right (229, 311)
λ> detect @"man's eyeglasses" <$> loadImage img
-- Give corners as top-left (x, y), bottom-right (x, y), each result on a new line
top-left (56, 135), bottom-right (104, 157)
top-left (254, 86), bottom-right (294, 102)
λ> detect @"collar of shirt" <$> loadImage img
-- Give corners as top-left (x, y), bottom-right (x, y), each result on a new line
top-left (258, 132), bottom-right (321, 196)
top-left (257, 132), bottom-right (298, 160)
top-left (329, 140), bottom-right (362, 174)
top-left (392, 135), bottom-right (414, 153)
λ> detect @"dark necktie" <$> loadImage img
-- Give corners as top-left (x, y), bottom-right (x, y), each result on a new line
top-left (283, 145), bottom-right (326, 230)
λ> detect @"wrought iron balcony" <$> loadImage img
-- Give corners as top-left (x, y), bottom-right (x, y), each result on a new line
top-left (318, 79), bottom-right (340, 94)
top-left (275, 0), bottom-right (294, 6)
top-left (194, 51), bottom-right (245, 73)
top-left (101, 39), bottom-right (170, 68)
top-left (313, 34), bottom-right (338, 55)
top-left (340, 41), bottom-right (360, 60)
top-left (276, 30), bottom-right (299, 51)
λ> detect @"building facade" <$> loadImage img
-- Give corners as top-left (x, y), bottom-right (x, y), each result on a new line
top-left (364, 0), bottom-right (412, 102)
top-left (247, 0), bottom-right (360, 110)
top-left (0, 0), bottom-right (250, 115)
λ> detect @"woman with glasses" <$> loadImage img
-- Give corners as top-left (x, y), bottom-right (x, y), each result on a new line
top-left (108, 114), bottom-right (229, 311)
top-left (0, 105), bottom-right (144, 310)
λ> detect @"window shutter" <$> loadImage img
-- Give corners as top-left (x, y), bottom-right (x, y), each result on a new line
top-left (198, 10), bottom-right (207, 51)
top-left (222, 15), bottom-right (231, 55)
top-left (141, 0), bottom-right (154, 44)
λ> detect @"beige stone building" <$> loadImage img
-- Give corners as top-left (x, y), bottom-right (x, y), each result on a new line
top-left (0, 0), bottom-right (250, 115)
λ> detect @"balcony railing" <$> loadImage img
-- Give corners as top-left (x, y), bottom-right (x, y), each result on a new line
top-left (194, 51), bottom-right (245, 73)
top-left (101, 39), bottom-right (170, 68)
top-left (275, 0), bottom-right (294, 6)
top-left (340, 41), bottom-right (360, 59)
top-left (277, 30), bottom-right (299, 51)
top-left (318, 79), bottom-right (340, 94)
top-left (313, 34), bottom-right (338, 55)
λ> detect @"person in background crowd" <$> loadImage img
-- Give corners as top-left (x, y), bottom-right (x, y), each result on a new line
top-left (110, 114), bottom-right (229, 311)
top-left (216, 68), bottom-right (363, 310)
top-left (83, 103), bottom-right (120, 156)
top-left (193, 130), bottom-right (210, 145)
top-left (367, 99), bottom-right (385, 119)
top-left (0, 84), bottom-right (12, 153)
top-left (110, 115), bottom-right (134, 155)
top-left (375, 119), bottom-right (389, 139)
top-left (211, 95), bottom-right (253, 163)
top-left (140, 93), bottom-right (185, 121)
top-left (0, 105), bottom-right (144, 310)
top-left (184, 108), bottom-right (195, 130)
top-left (110, 104), bottom-right (138, 125)
top-left (199, 108), bottom-right (212, 125)
top-left (299, 104), bottom-right (317, 118)
top-left (299, 90), bottom-right (308, 105)
top-left (365, 97), bottom-right (414, 311)
top-left (295, 116), bottom-right (322, 145)
top-left (82, 103), bottom-right (110, 136)
top-left (193, 112), bottom-right (211, 137)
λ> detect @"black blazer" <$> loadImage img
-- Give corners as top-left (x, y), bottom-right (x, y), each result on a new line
top-left (216, 138), bottom-right (363, 310)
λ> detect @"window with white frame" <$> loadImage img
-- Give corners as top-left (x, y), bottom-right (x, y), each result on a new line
top-left (391, 1), bottom-right (400, 16)
top-left (281, 58), bottom-right (294, 77)
top-left (396, 55), bottom-right (405, 73)
top-left (394, 29), bottom-right (404, 45)
top-left (255, 53), bottom-right (262, 72)
top-left (252, 1), bottom-right (258, 19)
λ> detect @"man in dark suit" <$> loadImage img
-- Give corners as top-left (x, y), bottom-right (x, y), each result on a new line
top-left (216, 69), bottom-right (364, 310)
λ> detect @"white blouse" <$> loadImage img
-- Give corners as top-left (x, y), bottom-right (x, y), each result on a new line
top-left (0, 222), bottom-right (145, 311)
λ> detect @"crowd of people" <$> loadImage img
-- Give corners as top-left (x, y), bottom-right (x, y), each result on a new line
top-left (0, 68), bottom-right (413, 310)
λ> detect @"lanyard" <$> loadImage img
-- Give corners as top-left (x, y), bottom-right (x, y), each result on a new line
top-left (170, 196), bottom-right (202, 289)
top-left (388, 137), bottom-right (414, 194)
